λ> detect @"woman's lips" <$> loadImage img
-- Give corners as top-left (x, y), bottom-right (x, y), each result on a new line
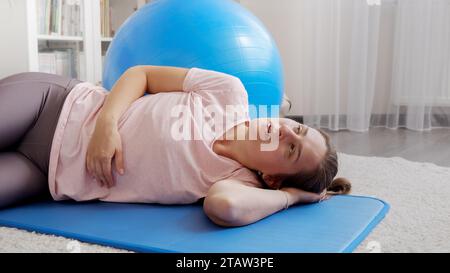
top-left (260, 120), bottom-right (273, 142)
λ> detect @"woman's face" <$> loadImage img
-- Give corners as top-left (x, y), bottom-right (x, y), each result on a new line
top-left (243, 118), bottom-right (327, 188)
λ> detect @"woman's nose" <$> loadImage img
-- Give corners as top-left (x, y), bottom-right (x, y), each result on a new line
top-left (278, 124), bottom-right (297, 142)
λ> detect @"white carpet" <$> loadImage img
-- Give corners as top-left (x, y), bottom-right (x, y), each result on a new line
top-left (1, 153), bottom-right (449, 253)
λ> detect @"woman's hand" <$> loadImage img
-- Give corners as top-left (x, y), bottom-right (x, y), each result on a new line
top-left (86, 117), bottom-right (124, 188)
top-left (281, 187), bottom-right (330, 206)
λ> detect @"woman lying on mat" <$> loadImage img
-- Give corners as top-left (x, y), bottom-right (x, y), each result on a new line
top-left (0, 66), bottom-right (350, 226)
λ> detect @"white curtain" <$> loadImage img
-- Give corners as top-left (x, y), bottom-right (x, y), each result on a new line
top-left (297, 0), bottom-right (450, 132)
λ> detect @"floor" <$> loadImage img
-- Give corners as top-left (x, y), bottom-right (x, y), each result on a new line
top-left (323, 127), bottom-right (450, 168)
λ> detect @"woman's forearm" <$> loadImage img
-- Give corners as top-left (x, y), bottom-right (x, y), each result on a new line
top-left (98, 67), bottom-right (147, 127)
top-left (229, 189), bottom-right (289, 226)
top-left (204, 181), bottom-right (293, 227)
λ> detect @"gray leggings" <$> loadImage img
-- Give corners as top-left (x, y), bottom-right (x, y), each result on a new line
top-left (0, 72), bottom-right (81, 208)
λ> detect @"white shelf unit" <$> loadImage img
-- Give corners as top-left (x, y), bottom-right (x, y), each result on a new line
top-left (0, 0), bottom-right (151, 85)
top-left (37, 35), bottom-right (84, 41)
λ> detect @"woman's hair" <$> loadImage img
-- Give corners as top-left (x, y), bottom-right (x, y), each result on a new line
top-left (282, 127), bottom-right (351, 195)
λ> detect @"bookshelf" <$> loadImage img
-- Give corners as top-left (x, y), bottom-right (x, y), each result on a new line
top-left (0, 0), bottom-right (151, 85)
top-left (96, 0), bottom-right (151, 85)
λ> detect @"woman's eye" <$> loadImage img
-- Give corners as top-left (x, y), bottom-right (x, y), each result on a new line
top-left (296, 125), bottom-right (302, 134)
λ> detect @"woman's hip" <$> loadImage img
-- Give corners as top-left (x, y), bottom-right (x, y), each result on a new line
top-left (0, 72), bottom-right (81, 89)
top-left (0, 72), bottom-right (82, 175)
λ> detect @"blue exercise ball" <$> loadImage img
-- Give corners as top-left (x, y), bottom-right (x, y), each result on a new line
top-left (102, 0), bottom-right (284, 118)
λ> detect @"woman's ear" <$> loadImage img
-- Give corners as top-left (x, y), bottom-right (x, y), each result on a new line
top-left (261, 173), bottom-right (285, 189)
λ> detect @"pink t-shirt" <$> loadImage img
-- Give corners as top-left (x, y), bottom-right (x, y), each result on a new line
top-left (48, 68), bottom-right (260, 204)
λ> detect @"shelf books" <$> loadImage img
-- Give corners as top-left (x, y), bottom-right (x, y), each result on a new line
top-left (37, 0), bottom-right (82, 36)
top-left (38, 48), bottom-right (79, 78)
top-left (100, 0), bottom-right (113, 37)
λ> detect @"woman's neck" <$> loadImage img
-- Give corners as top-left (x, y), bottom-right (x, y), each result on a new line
top-left (212, 121), bottom-right (249, 163)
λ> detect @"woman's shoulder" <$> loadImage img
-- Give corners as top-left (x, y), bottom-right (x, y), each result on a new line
top-left (226, 167), bottom-right (264, 188)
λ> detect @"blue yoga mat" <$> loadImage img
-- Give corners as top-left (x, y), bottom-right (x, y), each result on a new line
top-left (0, 195), bottom-right (389, 253)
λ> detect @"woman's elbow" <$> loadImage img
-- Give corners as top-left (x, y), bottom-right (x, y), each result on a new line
top-left (203, 195), bottom-right (243, 227)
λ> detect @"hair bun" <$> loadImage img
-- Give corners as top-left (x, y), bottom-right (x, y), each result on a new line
top-left (327, 177), bottom-right (351, 195)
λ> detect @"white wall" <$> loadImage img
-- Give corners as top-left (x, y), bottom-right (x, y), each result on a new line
top-left (240, 0), bottom-right (396, 115)
top-left (0, 0), bottom-right (30, 79)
